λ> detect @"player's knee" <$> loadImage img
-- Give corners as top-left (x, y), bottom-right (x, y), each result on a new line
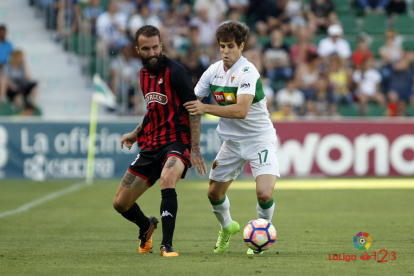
top-left (113, 197), bottom-right (128, 213)
top-left (257, 192), bottom-right (272, 204)
top-left (160, 173), bottom-right (177, 189)
top-left (207, 189), bottom-right (223, 202)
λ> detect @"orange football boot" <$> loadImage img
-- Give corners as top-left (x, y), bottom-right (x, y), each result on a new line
top-left (138, 216), bottom-right (159, 254)
top-left (160, 245), bottom-right (179, 257)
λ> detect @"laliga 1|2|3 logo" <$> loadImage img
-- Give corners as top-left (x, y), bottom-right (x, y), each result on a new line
top-left (328, 232), bottom-right (397, 262)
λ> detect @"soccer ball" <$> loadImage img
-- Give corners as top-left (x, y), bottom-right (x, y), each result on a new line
top-left (243, 219), bottom-right (277, 252)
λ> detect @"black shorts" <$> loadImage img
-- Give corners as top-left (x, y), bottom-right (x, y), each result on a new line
top-left (128, 142), bottom-right (191, 186)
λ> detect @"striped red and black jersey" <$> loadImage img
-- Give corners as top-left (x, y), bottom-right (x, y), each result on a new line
top-left (137, 56), bottom-right (197, 150)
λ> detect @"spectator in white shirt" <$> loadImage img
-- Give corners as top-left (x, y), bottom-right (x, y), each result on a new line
top-left (353, 57), bottom-right (386, 115)
top-left (128, 3), bottom-right (162, 39)
top-left (95, 0), bottom-right (129, 55)
top-left (189, 7), bottom-right (219, 46)
top-left (276, 78), bottom-right (305, 115)
top-left (194, 0), bottom-right (228, 23)
top-left (317, 24), bottom-right (351, 60)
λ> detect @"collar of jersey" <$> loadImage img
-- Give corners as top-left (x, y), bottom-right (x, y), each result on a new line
top-left (223, 55), bottom-right (245, 74)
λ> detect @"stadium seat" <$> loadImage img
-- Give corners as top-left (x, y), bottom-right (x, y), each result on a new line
top-left (338, 15), bottom-right (359, 34)
top-left (392, 15), bottom-right (414, 34)
top-left (362, 16), bottom-right (387, 34)
top-left (403, 40), bottom-right (414, 52)
top-left (67, 33), bottom-right (96, 56)
top-left (0, 103), bottom-right (14, 116)
top-left (331, 0), bottom-right (349, 15)
top-left (366, 105), bottom-right (387, 116)
top-left (337, 105), bottom-right (360, 116)
top-left (284, 36), bottom-right (297, 47)
top-left (89, 57), bottom-right (111, 81)
top-left (370, 39), bottom-right (384, 58)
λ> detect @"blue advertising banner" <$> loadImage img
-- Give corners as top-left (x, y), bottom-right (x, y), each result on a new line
top-left (0, 119), bottom-right (222, 180)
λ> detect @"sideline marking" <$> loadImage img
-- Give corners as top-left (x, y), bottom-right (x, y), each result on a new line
top-left (189, 179), bottom-right (414, 190)
top-left (0, 181), bottom-right (88, 219)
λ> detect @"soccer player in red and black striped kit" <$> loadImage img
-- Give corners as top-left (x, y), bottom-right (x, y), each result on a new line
top-left (112, 25), bottom-right (207, 257)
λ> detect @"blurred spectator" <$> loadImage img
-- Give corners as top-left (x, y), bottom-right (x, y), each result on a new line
top-left (0, 50), bottom-right (38, 107)
top-left (289, 26), bottom-right (317, 67)
top-left (194, 0), bottom-right (228, 23)
top-left (254, 0), bottom-right (284, 30)
top-left (387, 0), bottom-right (407, 15)
top-left (149, 0), bottom-right (169, 18)
top-left (307, 0), bottom-right (337, 34)
top-left (270, 103), bottom-right (297, 120)
top-left (117, 0), bottom-right (137, 18)
top-left (128, 3), bottom-right (162, 39)
top-left (306, 74), bottom-right (337, 116)
top-left (317, 24), bottom-right (351, 61)
top-left (82, 0), bottom-right (105, 35)
top-left (96, 0), bottom-right (129, 55)
top-left (283, 0), bottom-right (306, 35)
top-left (18, 102), bottom-right (37, 116)
top-left (328, 53), bottom-right (353, 105)
top-left (388, 50), bottom-right (414, 102)
top-left (183, 47), bottom-right (206, 87)
top-left (0, 25), bottom-right (13, 70)
top-left (379, 29), bottom-right (403, 93)
top-left (242, 33), bottom-right (264, 74)
top-left (353, 57), bottom-right (386, 116)
top-left (352, 37), bottom-right (374, 70)
top-left (110, 44), bottom-right (143, 114)
top-left (357, 0), bottom-right (390, 15)
top-left (189, 7), bottom-right (219, 46)
top-left (262, 75), bottom-right (276, 112)
top-left (385, 90), bottom-right (399, 116)
top-left (263, 28), bottom-right (292, 81)
top-left (55, 0), bottom-right (81, 42)
top-left (222, 8), bottom-right (244, 25)
top-left (294, 52), bottom-right (321, 96)
top-left (228, 0), bottom-right (249, 11)
top-left (275, 77), bottom-right (305, 115)
top-left (170, 0), bottom-right (192, 22)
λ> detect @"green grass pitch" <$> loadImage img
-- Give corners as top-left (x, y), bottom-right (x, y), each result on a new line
top-left (0, 179), bottom-right (413, 275)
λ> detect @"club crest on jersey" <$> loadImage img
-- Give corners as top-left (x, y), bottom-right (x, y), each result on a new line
top-left (231, 73), bottom-right (236, 83)
top-left (145, 92), bottom-right (168, 105)
top-left (158, 77), bottom-right (164, 85)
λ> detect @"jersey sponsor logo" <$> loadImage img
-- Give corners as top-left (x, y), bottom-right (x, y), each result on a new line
top-left (223, 92), bottom-right (237, 103)
top-left (231, 73), bottom-right (236, 83)
top-left (145, 92), bottom-right (168, 105)
top-left (240, 83), bottom-right (250, 88)
top-left (214, 75), bottom-right (223, 79)
top-left (162, 210), bottom-right (174, 217)
top-left (214, 92), bottom-right (226, 103)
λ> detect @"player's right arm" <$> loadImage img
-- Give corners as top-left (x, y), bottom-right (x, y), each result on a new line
top-left (194, 68), bottom-right (212, 102)
top-left (120, 121), bottom-right (143, 150)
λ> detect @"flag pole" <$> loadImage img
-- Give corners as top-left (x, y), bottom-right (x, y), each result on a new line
top-left (86, 98), bottom-right (99, 184)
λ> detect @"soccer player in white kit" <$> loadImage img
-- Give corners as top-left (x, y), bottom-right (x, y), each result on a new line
top-left (184, 22), bottom-right (280, 255)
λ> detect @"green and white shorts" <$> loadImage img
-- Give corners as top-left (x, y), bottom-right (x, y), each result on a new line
top-left (209, 129), bottom-right (280, 182)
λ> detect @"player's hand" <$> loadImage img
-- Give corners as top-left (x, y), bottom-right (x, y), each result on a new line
top-left (190, 147), bottom-right (207, 176)
top-left (120, 132), bottom-right (137, 150)
top-left (184, 100), bottom-right (205, 115)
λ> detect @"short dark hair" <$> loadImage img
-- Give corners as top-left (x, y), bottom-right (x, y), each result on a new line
top-left (215, 21), bottom-right (249, 47)
top-left (135, 25), bottom-right (161, 47)
top-left (0, 24), bottom-right (6, 31)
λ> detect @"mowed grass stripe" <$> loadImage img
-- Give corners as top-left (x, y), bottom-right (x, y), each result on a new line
top-left (187, 178), bottom-right (414, 190)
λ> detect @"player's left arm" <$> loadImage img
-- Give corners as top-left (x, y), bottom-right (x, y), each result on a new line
top-left (173, 68), bottom-right (207, 175)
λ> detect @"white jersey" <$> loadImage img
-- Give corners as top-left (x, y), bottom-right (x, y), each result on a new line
top-left (195, 56), bottom-right (274, 141)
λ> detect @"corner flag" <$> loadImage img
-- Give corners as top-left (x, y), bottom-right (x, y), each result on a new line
top-left (86, 74), bottom-right (117, 184)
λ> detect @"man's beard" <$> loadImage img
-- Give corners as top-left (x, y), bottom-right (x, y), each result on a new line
top-left (141, 53), bottom-right (163, 74)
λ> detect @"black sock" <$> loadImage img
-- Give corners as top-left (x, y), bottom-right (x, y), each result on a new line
top-left (160, 188), bottom-right (178, 246)
top-left (119, 202), bottom-right (150, 231)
